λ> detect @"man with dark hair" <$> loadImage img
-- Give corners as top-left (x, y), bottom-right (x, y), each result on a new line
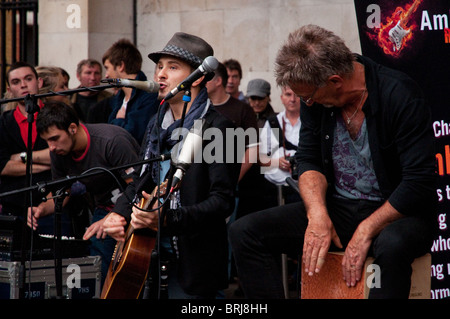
top-left (0, 62), bottom-right (54, 232)
top-left (206, 62), bottom-right (257, 141)
top-left (223, 59), bottom-right (246, 101)
top-left (5, 61), bottom-right (40, 84)
top-left (29, 101), bottom-right (140, 282)
top-left (206, 63), bottom-right (275, 213)
top-left (102, 38), bottom-right (159, 144)
top-left (103, 32), bottom-right (239, 299)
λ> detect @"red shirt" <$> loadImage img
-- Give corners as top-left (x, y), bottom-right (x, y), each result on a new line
top-left (13, 100), bottom-right (44, 148)
top-left (72, 124), bottom-right (90, 162)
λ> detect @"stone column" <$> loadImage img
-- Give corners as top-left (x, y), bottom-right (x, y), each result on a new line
top-left (38, 0), bottom-right (133, 86)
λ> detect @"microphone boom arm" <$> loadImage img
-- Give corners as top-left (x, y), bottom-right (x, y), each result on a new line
top-left (0, 84), bottom-right (118, 104)
top-left (0, 153), bottom-right (171, 199)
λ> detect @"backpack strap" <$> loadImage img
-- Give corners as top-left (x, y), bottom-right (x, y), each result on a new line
top-left (267, 115), bottom-right (297, 152)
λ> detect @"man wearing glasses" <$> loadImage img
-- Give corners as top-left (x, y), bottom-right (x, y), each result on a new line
top-left (229, 24), bottom-right (436, 299)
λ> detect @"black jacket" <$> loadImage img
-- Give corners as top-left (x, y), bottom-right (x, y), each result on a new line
top-left (295, 55), bottom-right (437, 220)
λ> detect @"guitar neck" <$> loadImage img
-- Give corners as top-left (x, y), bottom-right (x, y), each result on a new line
top-left (126, 179), bottom-right (168, 238)
top-left (400, 0), bottom-right (421, 28)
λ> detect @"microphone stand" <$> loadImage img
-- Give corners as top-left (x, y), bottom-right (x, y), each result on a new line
top-left (178, 90), bottom-right (191, 131)
top-left (0, 155), bottom-right (171, 201)
top-left (142, 96), bottom-right (169, 300)
top-left (52, 186), bottom-right (69, 299)
top-left (141, 90), bottom-right (192, 299)
top-left (0, 84), bottom-right (120, 106)
top-left (17, 94), bottom-right (40, 299)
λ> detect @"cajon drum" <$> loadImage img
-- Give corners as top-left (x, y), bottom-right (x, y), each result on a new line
top-left (301, 252), bottom-right (431, 299)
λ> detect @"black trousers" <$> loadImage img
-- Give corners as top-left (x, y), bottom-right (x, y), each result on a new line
top-left (229, 196), bottom-right (434, 299)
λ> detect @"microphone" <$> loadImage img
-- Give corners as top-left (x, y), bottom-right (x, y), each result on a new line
top-left (101, 78), bottom-right (160, 93)
top-left (170, 119), bottom-right (204, 191)
top-left (163, 56), bottom-right (219, 101)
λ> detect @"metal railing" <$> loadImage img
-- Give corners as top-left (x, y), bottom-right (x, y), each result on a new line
top-left (0, 0), bottom-right (38, 96)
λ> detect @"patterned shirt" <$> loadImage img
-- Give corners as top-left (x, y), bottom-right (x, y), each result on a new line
top-left (332, 115), bottom-right (383, 201)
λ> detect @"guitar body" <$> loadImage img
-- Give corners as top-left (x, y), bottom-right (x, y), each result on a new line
top-left (101, 180), bottom-right (168, 299)
top-left (101, 228), bottom-right (156, 299)
top-left (388, 21), bottom-right (410, 52)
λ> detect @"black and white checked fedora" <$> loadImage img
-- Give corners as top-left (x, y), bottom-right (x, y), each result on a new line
top-left (148, 32), bottom-right (214, 68)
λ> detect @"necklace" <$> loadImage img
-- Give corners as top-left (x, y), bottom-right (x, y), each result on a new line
top-left (343, 89), bottom-right (366, 125)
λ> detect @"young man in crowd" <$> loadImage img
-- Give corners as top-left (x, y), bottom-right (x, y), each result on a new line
top-left (0, 62), bottom-right (55, 233)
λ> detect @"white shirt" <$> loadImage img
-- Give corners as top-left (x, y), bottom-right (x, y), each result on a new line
top-left (259, 110), bottom-right (301, 185)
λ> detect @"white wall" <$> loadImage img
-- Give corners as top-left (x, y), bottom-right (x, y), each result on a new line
top-left (38, 0), bottom-right (133, 87)
top-left (137, 0), bottom-right (361, 111)
top-left (38, 0), bottom-right (361, 111)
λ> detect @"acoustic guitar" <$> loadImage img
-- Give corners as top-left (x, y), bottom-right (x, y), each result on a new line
top-left (101, 180), bottom-right (168, 299)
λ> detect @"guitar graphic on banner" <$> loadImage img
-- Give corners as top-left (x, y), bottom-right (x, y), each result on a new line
top-left (387, 0), bottom-right (422, 52)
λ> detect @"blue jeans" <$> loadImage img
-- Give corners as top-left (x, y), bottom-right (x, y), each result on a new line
top-left (229, 196), bottom-right (435, 299)
top-left (89, 207), bottom-right (116, 285)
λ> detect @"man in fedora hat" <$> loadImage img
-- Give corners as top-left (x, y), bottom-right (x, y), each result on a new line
top-left (103, 32), bottom-right (239, 299)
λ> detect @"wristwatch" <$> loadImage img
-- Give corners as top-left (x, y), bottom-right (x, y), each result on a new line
top-left (20, 152), bottom-right (27, 164)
